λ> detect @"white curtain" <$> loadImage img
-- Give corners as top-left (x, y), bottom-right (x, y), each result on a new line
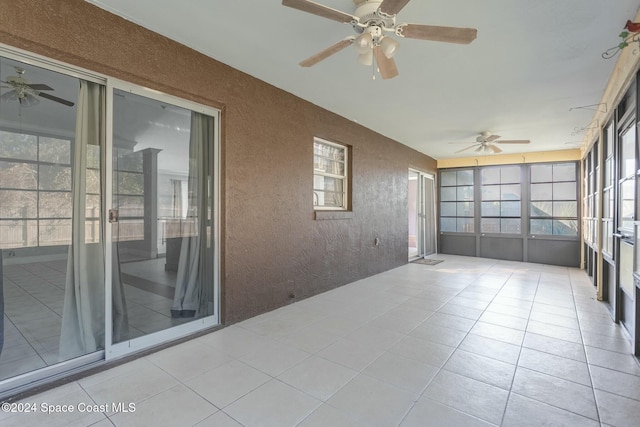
top-left (172, 112), bottom-right (214, 318)
top-left (59, 80), bottom-right (106, 360)
top-left (60, 81), bottom-right (128, 359)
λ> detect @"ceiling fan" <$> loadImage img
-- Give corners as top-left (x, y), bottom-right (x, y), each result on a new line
top-left (282, 0), bottom-right (477, 79)
top-left (450, 132), bottom-right (531, 154)
top-left (0, 67), bottom-right (74, 107)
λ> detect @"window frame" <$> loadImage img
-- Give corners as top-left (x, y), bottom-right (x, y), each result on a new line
top-left (529, 162), bottom-right (580, 238)
top-left (439, 168), bottom-right (475, 234)
top-left (313, 137), bottom-right (349, 211)
top-left (480, 165), bottom-right (522, 235)
top-left (0, 129), bottom-right (80, 248)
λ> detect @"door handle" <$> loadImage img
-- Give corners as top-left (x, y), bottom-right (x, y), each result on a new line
top-left (109, 209), bottom-right (119, 223)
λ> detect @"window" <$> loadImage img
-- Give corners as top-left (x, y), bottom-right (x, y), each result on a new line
top-left (530, 162), bottom-right (578, 236)
top-left (619, 122), bottom-right (636, 234)
top-left (313, 138), bottom-right (348, 210)
top-left (440, 169), bottom-right (474, 233)
top-left (480, 166), bottom-right (521, 234)
top-left (0, 130), bottom-right (101, 248)
top-left (602, 122), bottom-right (614, 256)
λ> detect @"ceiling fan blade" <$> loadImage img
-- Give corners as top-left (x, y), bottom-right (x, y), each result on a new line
top-left (489, 144), bottom-right (502, 154)
top-left (26, 83), bottom-right (54, 91)
top-left (378, 0), bottom-right (411, 16)
top-left (373, 46), bottom-right (399, 79)
top-left (474, 146), bottom-right (484, 153)
top-left (455, 144), bottom-right (477, 154)
top-left (495, 140), bottom-right (530, 144)
top-left (299, 38), bottom-right (354, 67)
top-left (282, 0), bottom-right (356, 23)
top-left (484, 134), bottom-right (500, 142)
top-left (37, 91), bottom-right (75, 106)
top-left (397, 24), bottom-right (477, 44)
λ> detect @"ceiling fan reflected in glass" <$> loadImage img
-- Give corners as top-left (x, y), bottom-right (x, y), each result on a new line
top-left (0, 67), bottom-right (74, 107)
top-left (282, 0), bottom-right (477, 79)
top-left (449, 132), bottom-right (531, 154)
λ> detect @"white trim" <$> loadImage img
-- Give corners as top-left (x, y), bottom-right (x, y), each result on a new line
top-left (0, 43), bottom-right (105, 84)
top-left (105, 81), bottom-right (221, 360)
top-left (108, 317), bottom-right (219, 360)
top-left (313, 137), bottom-right (349, 211)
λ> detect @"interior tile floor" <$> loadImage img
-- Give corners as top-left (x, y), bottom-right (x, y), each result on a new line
top-left (0, 255), bottom-right (183, 380)
top-left (2, 254), bottom-right (640, 426)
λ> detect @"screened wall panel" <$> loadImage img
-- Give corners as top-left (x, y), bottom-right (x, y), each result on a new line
top-left (440, 169), bottom-right (474, 233)
top-left (439, 162), bottom-right (580, 266)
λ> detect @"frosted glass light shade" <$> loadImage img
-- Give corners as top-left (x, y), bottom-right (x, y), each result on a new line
top-left (380, 36), bottom-right (399, 58)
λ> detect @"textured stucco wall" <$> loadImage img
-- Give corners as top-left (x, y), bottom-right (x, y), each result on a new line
top-left (0, 0), bottom-right (437, 324)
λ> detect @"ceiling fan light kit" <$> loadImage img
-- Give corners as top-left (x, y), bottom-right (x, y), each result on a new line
top-left (0, 66), bottom-right (74, 107)
top-left (282, 0), bottom-right (477, 79)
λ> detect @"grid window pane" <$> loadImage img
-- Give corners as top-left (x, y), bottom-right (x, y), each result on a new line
top-left (441, 217), bottom-right (456, 232)
top-left (621, 125), bottom-right (636, 177)
top-left (604, 159), bottom-right (613, 187)
top-left (457, 185), bottom-right (474, 201)
top-left (39, 219), bottom-right (72, 246)
top-left (481, 168), bottom-right (500, 185)
top-left (531, 201), bottom-right (552, 217)
top-left (531, 219), bottom-right (552, 235)
top-left (531, 164), bottom-right (553, 183)
top-left (441, 187), bottom-right (456, 201)
top-left (501, 218), bottom-right (521, 234)
top-left (531, 183), bottom-right (552, 201)
top-left (0, 131), bottom-right (37, 161)
top-left (553, 163), bottom-right (575, 182)
top-left (441, 171), bottom-right (457, 186)
top-left (314, 157), bottom-right (344, 175)
top-left (39, 165), bottom-right (72, 191)
top-left (482, 201), bottom-right (500, 216)
top-left (501, 184), bottom-right (520, 200)
top-left (553, 201), bottom-right (577, 217)
top-left (553, 182), bottom-right (576, 200)
top-left (39, 192), bottom-right (72, 218)
top-left (0, 161), bottom-right (38, 189)
top-left (481, 186), bottom-right (500, 200)
top-left (0, 219), bottom-right (38, 248)
top-left (457, 170), bottom-right (474, 186)
top-left (440, 202), bottom-right (456, 216)
top-left (457, 217), bottom-right (474, 233)
top-left (553, 219), bottom-right (578, 236)
top-left (86, 169), bottom-right (101, 194)
top-left (501, 201), bottom-right (521, 217)
top-left (501, 167), bottom-right (520, 184)
top-left (457, 202), bottom-right (474, 217)
top-left (0, 190), bottom-right (37, 218)
top-left (39, 137), bottom-right (71, 164)
top-left (481, 218), bottom-right (500, 233)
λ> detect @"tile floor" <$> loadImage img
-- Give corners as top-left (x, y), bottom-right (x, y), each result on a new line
top-left (2, 254), bottom-right (640, 426)
top-left (0, 256), bottom-right (184, 379)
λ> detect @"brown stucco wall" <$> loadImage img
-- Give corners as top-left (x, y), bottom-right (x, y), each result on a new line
top-left (0, 0), bottom-right (437, 324)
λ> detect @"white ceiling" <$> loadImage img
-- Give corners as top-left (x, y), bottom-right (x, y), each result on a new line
top-left (83, 0), bottom-right (640, 159)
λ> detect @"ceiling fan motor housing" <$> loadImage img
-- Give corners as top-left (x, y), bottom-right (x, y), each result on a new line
top-left (352, 0), bottom-right (396, 33)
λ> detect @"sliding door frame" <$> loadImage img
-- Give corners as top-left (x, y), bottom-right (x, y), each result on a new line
top-left (104, 79), bottom-right (221, 360)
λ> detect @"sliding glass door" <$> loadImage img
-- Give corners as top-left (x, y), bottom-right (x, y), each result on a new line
top-left (107, 85), bottom-right (220, 357)
top-left (408, 170), bottom-right (436, 260)
top-left (0, 54), bottom-right (106, 393)
top-left (0, 49), bottom-right (221, 395)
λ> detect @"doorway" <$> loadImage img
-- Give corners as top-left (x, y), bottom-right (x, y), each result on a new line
top-left (0, 51), bottom-right (220, 396)
top-left (408, 170), bottom-right (436, 260)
